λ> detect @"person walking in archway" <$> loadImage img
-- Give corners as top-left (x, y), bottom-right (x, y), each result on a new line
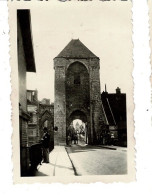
top-left (42, 127), bottom-right (50, 163)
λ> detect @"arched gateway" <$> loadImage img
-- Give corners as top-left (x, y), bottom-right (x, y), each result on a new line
top-left (54, 39), bottom-right (106, 145)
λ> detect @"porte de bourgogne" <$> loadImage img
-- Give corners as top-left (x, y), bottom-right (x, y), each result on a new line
top-left (15, 6), bottom-right (132, 179)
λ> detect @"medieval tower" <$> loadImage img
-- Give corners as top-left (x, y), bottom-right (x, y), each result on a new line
top-left (54, 39), bottom-right (106, 145)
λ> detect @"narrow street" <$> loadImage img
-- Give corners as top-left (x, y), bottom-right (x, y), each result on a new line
top-left (66, 140), bottom-right (127, 175)
top-left (33, 139), bottom-right (127, 176)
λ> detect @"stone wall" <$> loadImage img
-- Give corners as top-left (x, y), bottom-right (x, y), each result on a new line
top-left (54, 58), bottom-right (66, 144)
top-left (66, 61), bottom-right (90, 136)
top-left (54, 57), bottom-right (106, 145)
top-left (89, 59), bottom-right (106, 143)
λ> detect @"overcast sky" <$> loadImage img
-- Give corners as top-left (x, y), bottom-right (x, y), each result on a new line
top-left (27, 1), bottom-right (132, 102)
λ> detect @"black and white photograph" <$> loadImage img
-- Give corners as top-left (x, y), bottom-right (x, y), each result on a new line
top-left (9, 0), bottom-right (135, 183)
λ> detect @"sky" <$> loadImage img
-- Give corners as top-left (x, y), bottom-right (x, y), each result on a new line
top-left (27, 1), bottom-right (132, 102)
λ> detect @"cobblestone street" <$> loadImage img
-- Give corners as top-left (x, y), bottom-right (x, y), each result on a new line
top-left (66, 141), bottom-right (127, 175)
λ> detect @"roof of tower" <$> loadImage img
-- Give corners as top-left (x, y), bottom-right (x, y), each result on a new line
top-left (55, 39), bottom-right (98, 59)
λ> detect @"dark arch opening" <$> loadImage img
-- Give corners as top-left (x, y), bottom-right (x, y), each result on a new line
top-left (67, 61), bottom-right (88, 73)
top-left (66, 62), bottom-right (90, 118)
top-left (66, 61), bottom-right (89, 86)
top-left (39, 112), bottom-right (54, 151)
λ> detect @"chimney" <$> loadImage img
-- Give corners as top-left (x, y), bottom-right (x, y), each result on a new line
top-left (116, 87), bottom-right (121, 94)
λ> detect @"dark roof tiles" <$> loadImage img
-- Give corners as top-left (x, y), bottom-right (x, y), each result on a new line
top-left (56, 39), bottom-right (98, 59)
top-left (101, 92), bottom-right (127, 126)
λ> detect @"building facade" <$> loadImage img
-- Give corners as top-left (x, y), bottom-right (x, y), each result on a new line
top-left (54, 39), bottom-right (106, 145)
top-left (39, 99), bottom-right (54, 151)
top-left (101, 87), bottom-right (127, 146)
top-left (17, 10), bottom-right (36, 176)
top-left (27, 90), bottom-right (40, 146)
top-left (26, 93), bottom-right (54, 151)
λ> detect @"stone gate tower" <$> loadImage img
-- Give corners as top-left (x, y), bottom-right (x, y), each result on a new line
top-left (54, 39), bottom-right (105, 145)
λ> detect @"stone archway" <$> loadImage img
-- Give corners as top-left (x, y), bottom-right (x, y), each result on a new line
top-left (67, 110), bottom-right (89, 144)
top-left (66, 62), bottom-right (91, 142)
top-left (39, 110), bottom-right (54, 151)
top-left (67, 110), bottom-right (87, 126)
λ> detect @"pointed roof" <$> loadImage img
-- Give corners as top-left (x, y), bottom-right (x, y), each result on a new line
top-left (56, 39), bottom-right (98, 59)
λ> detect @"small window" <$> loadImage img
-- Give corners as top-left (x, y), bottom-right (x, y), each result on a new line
top-left (74, 74), bottom-right (80, 85)
top-left (29, 113), bottom-right (33, 123)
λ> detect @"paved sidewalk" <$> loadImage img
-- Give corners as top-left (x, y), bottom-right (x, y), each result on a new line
top-left (34, 146), bottom-right (75, 176)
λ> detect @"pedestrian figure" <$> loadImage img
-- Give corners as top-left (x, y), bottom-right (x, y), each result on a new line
top-left (42, 127), bottom-right (50, 163)
top-left (68, 123), bottom-right (75, 145)
top-left (74, 131), bottom-right (78, 144)
top-left (71, 133), bottom-right (74, 144)
top-left (67, 135), bottom-right (71, 146)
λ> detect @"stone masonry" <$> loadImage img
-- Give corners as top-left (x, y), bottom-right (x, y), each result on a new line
top-left (54, 39), bottom-right (106, 145)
